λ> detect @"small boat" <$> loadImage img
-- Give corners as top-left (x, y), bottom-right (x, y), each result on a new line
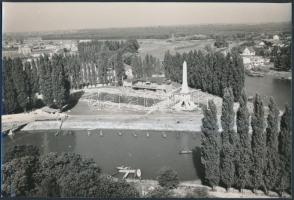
top-left (55, 131), bottom-right (60, 136)
top-left (133, 133), bottom-right (137, 137)
top-left (162, 133), bottom-right (167, 138)
top-left (118, 132), bottom-right (122, 136)
top-left (8, 130), bottom-right (14, 138)
top-left (87, 130), bottom-right (92, 136)
top-left (146, 132), bottom-right (150, 137)
top-left (136, 169), bottom-right (142, 178)
top-left (99, 130), bottom-right (103, 136)
top-left (179, 150), bottom-right (193, 154)
top-left (116, 165), bottom-right (131, 170)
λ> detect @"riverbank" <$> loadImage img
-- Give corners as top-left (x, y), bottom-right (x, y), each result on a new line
top-left (22, 113), bottom-right (203, 132)
top-left (127, 179), bottom-right (289, 198)
top-left (267, 69), bottom-right (292, 80)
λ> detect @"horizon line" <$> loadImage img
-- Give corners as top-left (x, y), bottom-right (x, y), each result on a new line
top-left (3, 21), bottom-right (291, 35)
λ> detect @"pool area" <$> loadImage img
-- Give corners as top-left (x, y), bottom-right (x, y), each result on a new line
top-left (87, 92), bottom-right (162, 107)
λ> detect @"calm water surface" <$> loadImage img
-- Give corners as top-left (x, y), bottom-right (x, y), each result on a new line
top-left (5, 130), bottom-right (202, 181)
top-left (245, 74), bottom-right (291, 109)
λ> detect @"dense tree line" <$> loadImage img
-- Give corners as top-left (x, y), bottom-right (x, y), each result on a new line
top-left (131, 54), bottom-right (162, 79)
top-left (214, 36), bottom-right (228, 48)
top-left (271, 45), bottom-right (291, 71)
top-left (201, 88), bottom-right (291, 196)
top-left (2, 145), bottom-right (139, 198)
top-left (3, 39), bottom-right (140, 114)
top-left (163, 49), bottom-right (244, 101)
top-left (3, 55), bottom-right (70, 113)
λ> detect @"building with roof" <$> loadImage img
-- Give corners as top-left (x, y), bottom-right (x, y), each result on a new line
top-left (241, 47), bottom-right (255, 56)
top-left (273, 35), bottom-right (280, 41)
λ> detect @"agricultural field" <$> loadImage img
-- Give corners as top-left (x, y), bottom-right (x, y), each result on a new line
top-left (137, 39), bottom-right (216, 60)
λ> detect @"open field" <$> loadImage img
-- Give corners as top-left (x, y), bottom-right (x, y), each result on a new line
top-left (138, 39), bottom-right (215, 60)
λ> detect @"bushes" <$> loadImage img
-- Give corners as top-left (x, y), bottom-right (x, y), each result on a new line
top-left (3, 148), bottom-right (139, 198)
top-left (5, 145), bottom-right (40, 163)
top-left (157, 167), bottom-right (179, 189)
top-left (185, 187), bottom-right (210, 198)
top-left (146, 186), bottom-right (174, 198)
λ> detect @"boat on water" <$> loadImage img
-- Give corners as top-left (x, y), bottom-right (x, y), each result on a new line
top-left (146, 132), bottom-right (150, 137)
top-left (179, 150), bottom-right (193, 154)
top-left (116, 165), bottom-right (131, 170)
top-left (162, 133), bottom-right (167, 138)
top-left (118, 132), bottom-right (122, 136)
top-left (55, 130), bottom-right (60, 136)
top-left (8, 130), bottom-right (14, 138)
top-left (136, 169), bottom-right (142, 179)
top-left (116, 166), bottom-right (142, 179)
top-left (87, 130), bottom-right (92, 135)
top-left (99, 130), bottom-right (103, 136)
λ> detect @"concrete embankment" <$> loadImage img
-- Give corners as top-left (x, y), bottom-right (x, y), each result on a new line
top-left (21, 114), bottom-right (241, 132)
top-left (22, 114), bottom-right (203, 132)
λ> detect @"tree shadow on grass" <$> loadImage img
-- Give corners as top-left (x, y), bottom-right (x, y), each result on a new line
top-left (63, 91), bottom-right (85, 112)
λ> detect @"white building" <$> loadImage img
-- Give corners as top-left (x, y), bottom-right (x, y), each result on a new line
top-left (241, 47), bottom-right (255, 56)
top-left (124, 64), bottom-right (133, 79)
top-left (18, 46), bottom-right (31, 55)
top-left (273, 35), bottom-right (280, 40)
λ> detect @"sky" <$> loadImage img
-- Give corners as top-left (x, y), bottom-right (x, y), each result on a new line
top-left (2, 2), bottom-right (292, 33)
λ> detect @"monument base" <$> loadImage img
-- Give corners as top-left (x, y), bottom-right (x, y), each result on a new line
top-left (173, 93), bottom-right (198, 111)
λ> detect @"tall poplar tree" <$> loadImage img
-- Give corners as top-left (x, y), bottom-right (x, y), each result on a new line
top-left (264, 97), bottom-right (280, 193)
top-left (251, 94), bottom-right (266, 192)
top-left (277, 105), bottom-right (291, 196)
top-left (12, 58), bottom-right (29, 112)
top-left (114, 51), bottom-right (125, 86)
top-left (201, 100), bottom-right (220, 190)
top-left (3, 58), bottom-right (19, 113)
top-left (236, 90), bottom-right (251, 191)
top-left (220, 87), bottom-right (237, 190)
top-left (39, 55), bottom-right (54, 106)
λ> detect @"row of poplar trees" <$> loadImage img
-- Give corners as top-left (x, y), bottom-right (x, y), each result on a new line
top-left (3, 55), bottom-right (70, 114)
top-left (163, 48), bottom-right (244, 101)
top-left (131, 54), bottom-right (163, 79)
top-left (3, 40), bottom-right (140, 114)
top-left (201, 87), bottom-right (291, 196)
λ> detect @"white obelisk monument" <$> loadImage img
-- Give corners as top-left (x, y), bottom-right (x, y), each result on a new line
top-left (180, 61), bottom-right (189, 94)
top-left (173, 60), bottom-right (198, 111)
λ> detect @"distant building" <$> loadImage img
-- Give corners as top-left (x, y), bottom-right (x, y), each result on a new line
top-left (18, 46), bottom-right (31, 56)
top-left (79, 40), bottom-right (92, 43)
top-left (24, 37), bottom-right (42, 45)
top-left (2, 50), bottom-right (21, 58)
top-left (124, 64), bottom-right (133, 79)
top-left (241, 47), bottom-right (269, 70)
top-left (241, 47), bottom-right (255, 56)
top-left (273, 35), bottom-right (280, 41)
top-left (123, 79), bottom-right (132, 87)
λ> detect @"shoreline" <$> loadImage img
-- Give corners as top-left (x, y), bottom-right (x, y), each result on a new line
top-left (21, 114), bottom-right (203, 132)
top-left (127, 179), bottom-right (289, 198)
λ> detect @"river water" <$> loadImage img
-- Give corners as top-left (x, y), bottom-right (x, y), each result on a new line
top-left (245, 74), bottom-right (291, 110)
top-left (5, 130), bottom-right (202, 181)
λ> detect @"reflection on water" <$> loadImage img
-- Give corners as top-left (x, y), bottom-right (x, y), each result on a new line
top-left (5, 130), bottom-right (201, 180)
top-left (245, 75), bottom-right (291, 109)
